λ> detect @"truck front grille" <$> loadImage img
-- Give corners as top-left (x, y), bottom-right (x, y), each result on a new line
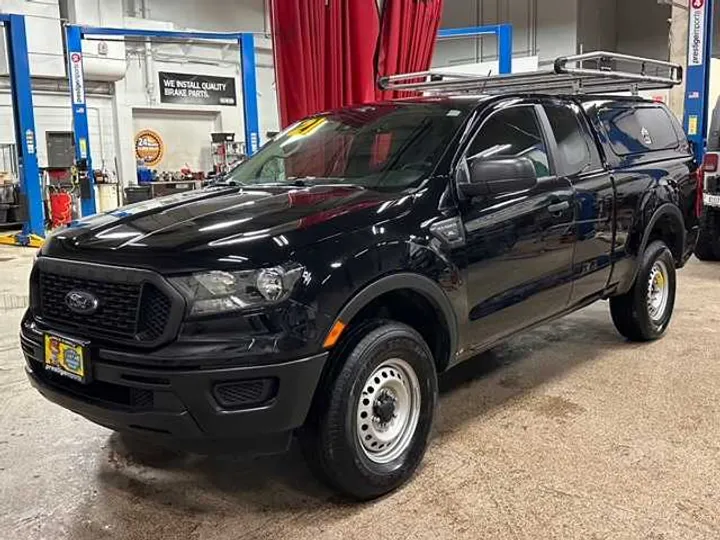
top-left (37, 268), bottom-right (174, 345)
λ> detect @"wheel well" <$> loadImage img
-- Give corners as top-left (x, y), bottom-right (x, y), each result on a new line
top-left (347, 289), bottom-right (452, 372)
top-left (647, 212), bottom-right (684, 263)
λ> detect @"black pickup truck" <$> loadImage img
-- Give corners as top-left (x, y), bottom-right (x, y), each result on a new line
top-left (22, 93), bottom-right (698, 500)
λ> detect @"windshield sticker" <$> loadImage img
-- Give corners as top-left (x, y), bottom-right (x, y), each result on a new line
top-left (447, 110), bottom-right (462, 117)
top-left (287, 118), bottom-right (327, 138)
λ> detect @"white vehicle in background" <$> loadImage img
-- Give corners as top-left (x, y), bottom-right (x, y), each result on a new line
top-left (696, 97), bottom-right (720, 261)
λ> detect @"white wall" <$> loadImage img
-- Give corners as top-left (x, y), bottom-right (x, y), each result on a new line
top-left (0, 0), bottom-right (65, 77)
top-left (616, 0), bottom-right (670, 60)
top-left (436, 0), bottom-right (671, 69)
top-left (133, 109), bottom-right (220, 170)
top-left (0, 93), bottom-right (116, 171)
top-left (134, 0), bottom-right (268, 33)
top-left (577, 0), bottom-right (617, 53)
top-left (434, 0), bottom-right (578, 67)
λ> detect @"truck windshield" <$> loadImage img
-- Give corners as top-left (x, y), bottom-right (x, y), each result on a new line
top-left (227, 103), bottom-right (469, 191)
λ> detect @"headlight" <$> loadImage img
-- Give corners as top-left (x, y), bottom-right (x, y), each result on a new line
top-left (170, 264), bottom-right (304, 316)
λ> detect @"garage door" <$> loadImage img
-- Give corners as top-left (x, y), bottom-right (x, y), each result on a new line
top-left (132, 109), bottom-right (220, 172)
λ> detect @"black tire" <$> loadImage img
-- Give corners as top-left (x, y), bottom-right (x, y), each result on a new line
top-left (610, 240), bottom-right (676, 342)
top-left (301, 320), bottom-right (438, 500)
top-left (695, 209), bottom-right (720, 261)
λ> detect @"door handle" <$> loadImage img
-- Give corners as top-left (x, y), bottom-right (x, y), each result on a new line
top-left (547, 201), bottom-right (570, 215)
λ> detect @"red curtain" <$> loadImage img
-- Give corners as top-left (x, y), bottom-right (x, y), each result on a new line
top-left (270, 0), bottom-right (380, 128)
top-left (375, 0), bottom-right (444, 100)
top-left (270, 0), bottom-right (443, 128)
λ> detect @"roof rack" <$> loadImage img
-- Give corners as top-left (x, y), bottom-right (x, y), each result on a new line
top-left (378, 51), bottom-right (683, 96)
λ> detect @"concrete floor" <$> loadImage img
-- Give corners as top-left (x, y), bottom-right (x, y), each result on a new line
top-left (2, 245), bottom-right (720, 540)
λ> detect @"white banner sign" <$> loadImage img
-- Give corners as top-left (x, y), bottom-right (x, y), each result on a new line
top-left (688, 0), bottom-right (706, 67)
top-left (70, 52), bottom-right (86, 105)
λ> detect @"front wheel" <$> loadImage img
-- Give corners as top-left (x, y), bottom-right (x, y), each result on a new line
top-left (301, 321), bottom-right (438, 500)
top-left (610, 240), bottom-right (676, 341)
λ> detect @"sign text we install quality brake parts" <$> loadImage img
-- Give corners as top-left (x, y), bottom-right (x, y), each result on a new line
top-left (159, 72), bottom-right (237, 106)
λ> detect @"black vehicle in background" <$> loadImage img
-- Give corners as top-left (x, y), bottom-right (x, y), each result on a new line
top-left (22, 54), bottom-right (698, 500)
top-left (695, 96), bottom-right (720, 260)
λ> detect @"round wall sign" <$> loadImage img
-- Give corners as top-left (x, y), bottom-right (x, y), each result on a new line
top-left (134, 129), bottom-right (165, 167)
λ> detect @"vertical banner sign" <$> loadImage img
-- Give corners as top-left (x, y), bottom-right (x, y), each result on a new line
top-left (684, 0), bottom-right (713, 161)
top-left (69, 52), bottom-right (86, 105)
top-left (688, 0), bottom-right (705, 67)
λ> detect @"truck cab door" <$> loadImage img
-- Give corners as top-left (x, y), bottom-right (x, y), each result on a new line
top-left (456, 102), bottom-right (576, 354)
top-left (541, 100), bottom-right (614, 304)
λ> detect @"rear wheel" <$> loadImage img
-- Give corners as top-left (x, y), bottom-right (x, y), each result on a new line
top-left (301, 320), bottom-right (437, 500)
top-left (610, 240), bottom-right (676, 342)
top-left (695, 208), bottom-right (720, 261)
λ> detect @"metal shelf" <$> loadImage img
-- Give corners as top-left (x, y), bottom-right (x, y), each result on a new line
top-left (379, 51), bottom-right (683, 96)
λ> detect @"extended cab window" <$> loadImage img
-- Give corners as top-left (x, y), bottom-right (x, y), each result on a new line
top-left (467, 106), bottom-right (550, 177)
top-left (544, 103), bottom-right (601, 176)
top-left (599, 105), bottom-right (681, 156)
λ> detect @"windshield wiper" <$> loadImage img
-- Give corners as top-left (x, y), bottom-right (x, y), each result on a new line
top-left (207, 177), bottom-right (245, 187)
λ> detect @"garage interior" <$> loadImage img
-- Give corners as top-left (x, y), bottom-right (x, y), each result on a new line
top-left (2, 0), bottom-right (720, 538)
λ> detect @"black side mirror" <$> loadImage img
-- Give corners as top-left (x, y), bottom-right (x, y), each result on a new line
top-left (460, 157), bottom-right (538, 198)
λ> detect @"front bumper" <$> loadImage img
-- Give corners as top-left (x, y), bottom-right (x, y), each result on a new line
top-left (22, 319), bottom-right (327, 454)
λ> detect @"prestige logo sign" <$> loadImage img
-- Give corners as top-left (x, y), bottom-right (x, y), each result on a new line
top-left (689, 0), bottom-right (706, 67)
top-left (70, 52), bottom-right (86, 105)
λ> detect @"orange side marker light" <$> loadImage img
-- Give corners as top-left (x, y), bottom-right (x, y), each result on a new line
top-left (323, 320), bottom-right (346, 349)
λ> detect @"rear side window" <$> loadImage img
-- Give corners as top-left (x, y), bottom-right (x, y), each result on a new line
top-left (544, 103), bottom-right (601, 176)
top-left (598, 106), bottom-right (681, 156)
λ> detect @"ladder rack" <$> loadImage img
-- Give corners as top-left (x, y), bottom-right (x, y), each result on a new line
top-left (379, 52), bottom-right (683, 96)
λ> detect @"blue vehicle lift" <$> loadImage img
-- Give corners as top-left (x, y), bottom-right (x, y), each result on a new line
top-left (683, 0), bottom-right (715, 163)
top-left (64, 25), bottom-right (263, 217)
top-left (437, 24), bottom-right (513, 75)
top-left (0, 14), bottom-right (44, 248)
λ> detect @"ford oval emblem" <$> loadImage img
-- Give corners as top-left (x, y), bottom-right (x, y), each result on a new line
top-left (65, 290), bottom-right (99, 315)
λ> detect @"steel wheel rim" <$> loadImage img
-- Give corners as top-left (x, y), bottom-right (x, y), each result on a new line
top-left (647, 260), bottom-right (670, 322)
top-left (356, 358), bottom-right (421, 464)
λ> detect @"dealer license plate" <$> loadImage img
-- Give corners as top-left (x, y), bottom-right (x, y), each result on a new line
top-left (704, 193), bottom-right (720, 208)
top-left (44, 333), bottom-right (88, 383)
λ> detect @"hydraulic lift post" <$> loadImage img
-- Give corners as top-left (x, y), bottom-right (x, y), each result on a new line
top-left (65, 25), bottom-right (96, 218)
top-left (0, 14), bottom-right (44, 248)
top-left (684, 0), bottom-right (714, 162)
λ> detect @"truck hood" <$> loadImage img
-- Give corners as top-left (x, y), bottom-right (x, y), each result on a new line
top-left (44, 185), bottom-right (406, 269)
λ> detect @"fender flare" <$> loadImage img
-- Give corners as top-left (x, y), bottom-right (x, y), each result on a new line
top-left (330, 272), bottom-right (459, 367)
top-left (637, 203), bottom-right (686, 260)
top-left (619, 203), bottom-right (686, 294)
